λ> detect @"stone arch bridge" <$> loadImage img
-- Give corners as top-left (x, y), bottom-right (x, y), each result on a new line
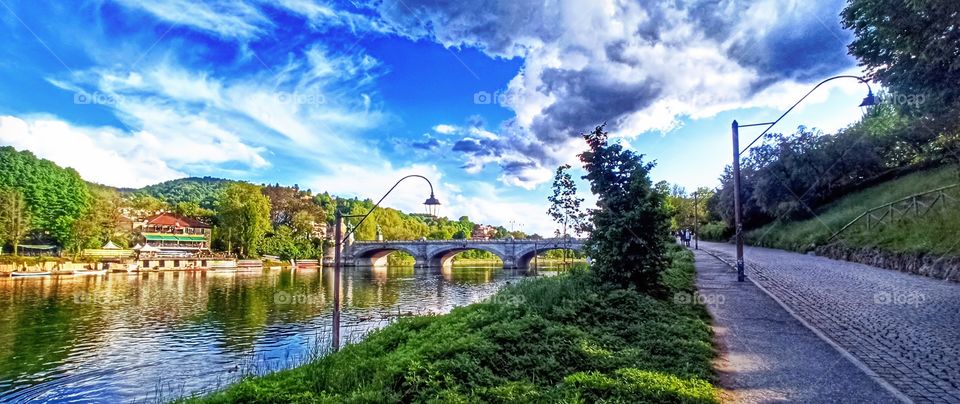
top-left (343, 238), bottom-right (586, 269)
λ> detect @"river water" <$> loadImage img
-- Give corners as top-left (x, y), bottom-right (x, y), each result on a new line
top-left (0, 265), bottom-right (544, 402)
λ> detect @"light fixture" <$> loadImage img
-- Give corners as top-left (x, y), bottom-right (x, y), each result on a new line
top-left (423, 193), bottom-right (441, 217)
top-left (859, 88), bottom-right (877, 108)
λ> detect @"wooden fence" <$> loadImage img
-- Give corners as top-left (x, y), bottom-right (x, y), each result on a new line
top-left (828, 184), bottom-right (958, 241)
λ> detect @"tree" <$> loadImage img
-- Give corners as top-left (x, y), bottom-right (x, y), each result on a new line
top-left (579, 124), bottom-right (670, 293)
top-left (65, 186), bottom-right (129, 254)
top-left (0, 188), bottom-right (31, 255)
top-left (547, 164), bottom-right (587, 267)
top-left (217, 183), bottom-right (272, 258)
top-left (842, 0), bottom-right (960, 127)
top-left (0, 147), bottom-right (90, 245)
top-left (547, 164), bottom-right (587, 237)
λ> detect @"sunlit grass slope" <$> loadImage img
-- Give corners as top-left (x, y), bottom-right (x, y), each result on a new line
top-left (745, 165), bottom-right (960, 255)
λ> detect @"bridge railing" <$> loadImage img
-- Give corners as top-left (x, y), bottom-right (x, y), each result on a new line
top-left (352, 238), bottom-right (585, 244)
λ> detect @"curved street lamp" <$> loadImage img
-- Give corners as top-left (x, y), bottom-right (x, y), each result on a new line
top-left (730, 75), bottom-right (875, 282)
top-left (331, 174), bottom-right (440, 350)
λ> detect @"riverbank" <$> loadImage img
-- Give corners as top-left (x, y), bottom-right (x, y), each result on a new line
top-left (185, 247), bottom-right (718, 403)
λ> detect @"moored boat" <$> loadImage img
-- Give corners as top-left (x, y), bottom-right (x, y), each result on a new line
top-left (11, 271), bottom-right (52, 277)
top-left (73, 269), bottom-right (108, 275)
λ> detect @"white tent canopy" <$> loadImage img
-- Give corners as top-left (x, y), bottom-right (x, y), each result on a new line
top-left (132, 243), bottom-right (143, 250)
top-left (139, 244), bottom-right (160, 252)
top-left (102, 241), bottom-right (120, 250)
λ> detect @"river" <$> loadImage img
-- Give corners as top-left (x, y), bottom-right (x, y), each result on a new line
top-left (0, 265), bottom-right (548, 402)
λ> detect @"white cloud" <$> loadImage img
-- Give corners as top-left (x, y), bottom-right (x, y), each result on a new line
top-left (432, 124), bottom-right (458, 135)
top-left (0, 115), bottom-right (186, 188)
top-left (112, 0), bottom-right (269, 40)
top-left (375, 0), bottom-right (855, 188)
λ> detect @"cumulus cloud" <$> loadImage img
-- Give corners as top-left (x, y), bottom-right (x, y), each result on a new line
top-left (0, 116), bottom-right (186, 188)
top-left (373, 0), bottom-right (855, 187)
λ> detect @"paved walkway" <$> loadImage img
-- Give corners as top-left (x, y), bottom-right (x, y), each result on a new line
top-left (695, 242), bottom-right (960, 404)
top-left (694, 249), bottom-right (901, 403)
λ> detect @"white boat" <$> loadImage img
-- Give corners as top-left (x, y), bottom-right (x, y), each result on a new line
top-left (73, 269), bottom-right (108, 275)
top-left (11, 271), bottom-right (51, 277)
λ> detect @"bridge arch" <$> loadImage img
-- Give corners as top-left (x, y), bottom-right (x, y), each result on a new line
top-left (515, 241), bottom-right (585, 270)
top-left (351, 245), bottom-right (424, 267)
top-left (427, 245), bottom-right (508, 268)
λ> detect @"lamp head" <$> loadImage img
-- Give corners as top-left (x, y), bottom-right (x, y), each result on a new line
top-left (423, 194), bottom-right (441, 217)
top-left (859, 88), bottom-right (877, 108)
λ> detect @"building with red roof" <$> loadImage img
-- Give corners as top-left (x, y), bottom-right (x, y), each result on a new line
top-left (135, 212), bottom-right (212, 253)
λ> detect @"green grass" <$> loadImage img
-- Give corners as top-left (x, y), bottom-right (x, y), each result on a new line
top-left (183, 246), bottom-right (718, 403)
top-left (745, 165), bottom-right (960, 255)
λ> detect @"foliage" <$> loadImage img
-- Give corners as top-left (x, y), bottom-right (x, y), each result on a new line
top-left (65, 185), bottom-right (130, 253)
top-left (745, 165), bottom-right (960, 255)
top-left (579, 125), bottom-right (670, 292)
top-left (698, 222), bottom-right (731, 242)
top-left (0, 146), bottom-right (90, 245)
top-left (842, 0), bottom-right (960, 130)
top-left (663, 184), bottom-right (714, 233)
top-left (259, 225), bottom-right (321, 260)
top-left (547, 164), bottom-right (588, 237)
top-left (216, 183), bottom-right (272, 258)
top-left (187, 247), bottom-right (717, 403)
top-left (713, 101), bottom-right (952, 230)
top-left (138, 177), bottom-right (235, 211)
top-left (0, 188), bottom-right (30, 254)
top-left (262, 184), bottom-right (325, 233)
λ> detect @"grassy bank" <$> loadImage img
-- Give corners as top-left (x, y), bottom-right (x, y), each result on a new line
top-left (186, 246), bottom-right (717, 403)
top-left (745, 165), bottom-right (960, 255)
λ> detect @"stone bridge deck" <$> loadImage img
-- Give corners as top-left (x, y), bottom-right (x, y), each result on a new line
top-left (343, 238), bottom-right (585, 269)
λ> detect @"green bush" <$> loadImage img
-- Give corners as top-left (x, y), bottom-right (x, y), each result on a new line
top-left (698, 222), bottom-right (730, 242)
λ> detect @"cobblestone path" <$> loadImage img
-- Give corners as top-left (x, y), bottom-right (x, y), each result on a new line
top-left (698, 241), bottom-right (960, 404)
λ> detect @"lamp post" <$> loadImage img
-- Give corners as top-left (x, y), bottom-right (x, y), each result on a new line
top-left (731, 75), bottom-right (875, 282)
top-left (692, 190), bottom-right (700, 250)
top-left (331, 175), bottom-right (440, 350)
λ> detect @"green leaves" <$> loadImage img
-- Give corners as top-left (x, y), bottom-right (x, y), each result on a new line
top-left (0, 147), bottom-right (89, 247)
top-left (578, 125), bottom-right (671, 292)
top-left (216, 183), bottom-right (272, 257)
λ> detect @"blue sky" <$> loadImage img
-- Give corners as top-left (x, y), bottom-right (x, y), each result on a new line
top-left (0, 0), bottom-right (872, 234)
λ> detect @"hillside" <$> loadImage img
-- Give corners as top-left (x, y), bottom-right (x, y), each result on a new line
top-left (135, 177), bottom-right (237, 210)
top-left (744, 165), bottom-right (960, 255)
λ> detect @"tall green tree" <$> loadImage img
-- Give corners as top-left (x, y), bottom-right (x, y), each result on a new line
top-left (0, 147), bottom-right (90, 245)
top-left (547, 164), bottom-right (587, 237)
top-left (217, 183), bottom-right (272, 257)
top-left (579, 124), bottom-right (670, 292)
top-left (0, 188), bottom-right (31, 255)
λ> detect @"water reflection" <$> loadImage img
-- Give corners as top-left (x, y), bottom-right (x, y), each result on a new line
top-left (0, 265), bottom-right (546, 402)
